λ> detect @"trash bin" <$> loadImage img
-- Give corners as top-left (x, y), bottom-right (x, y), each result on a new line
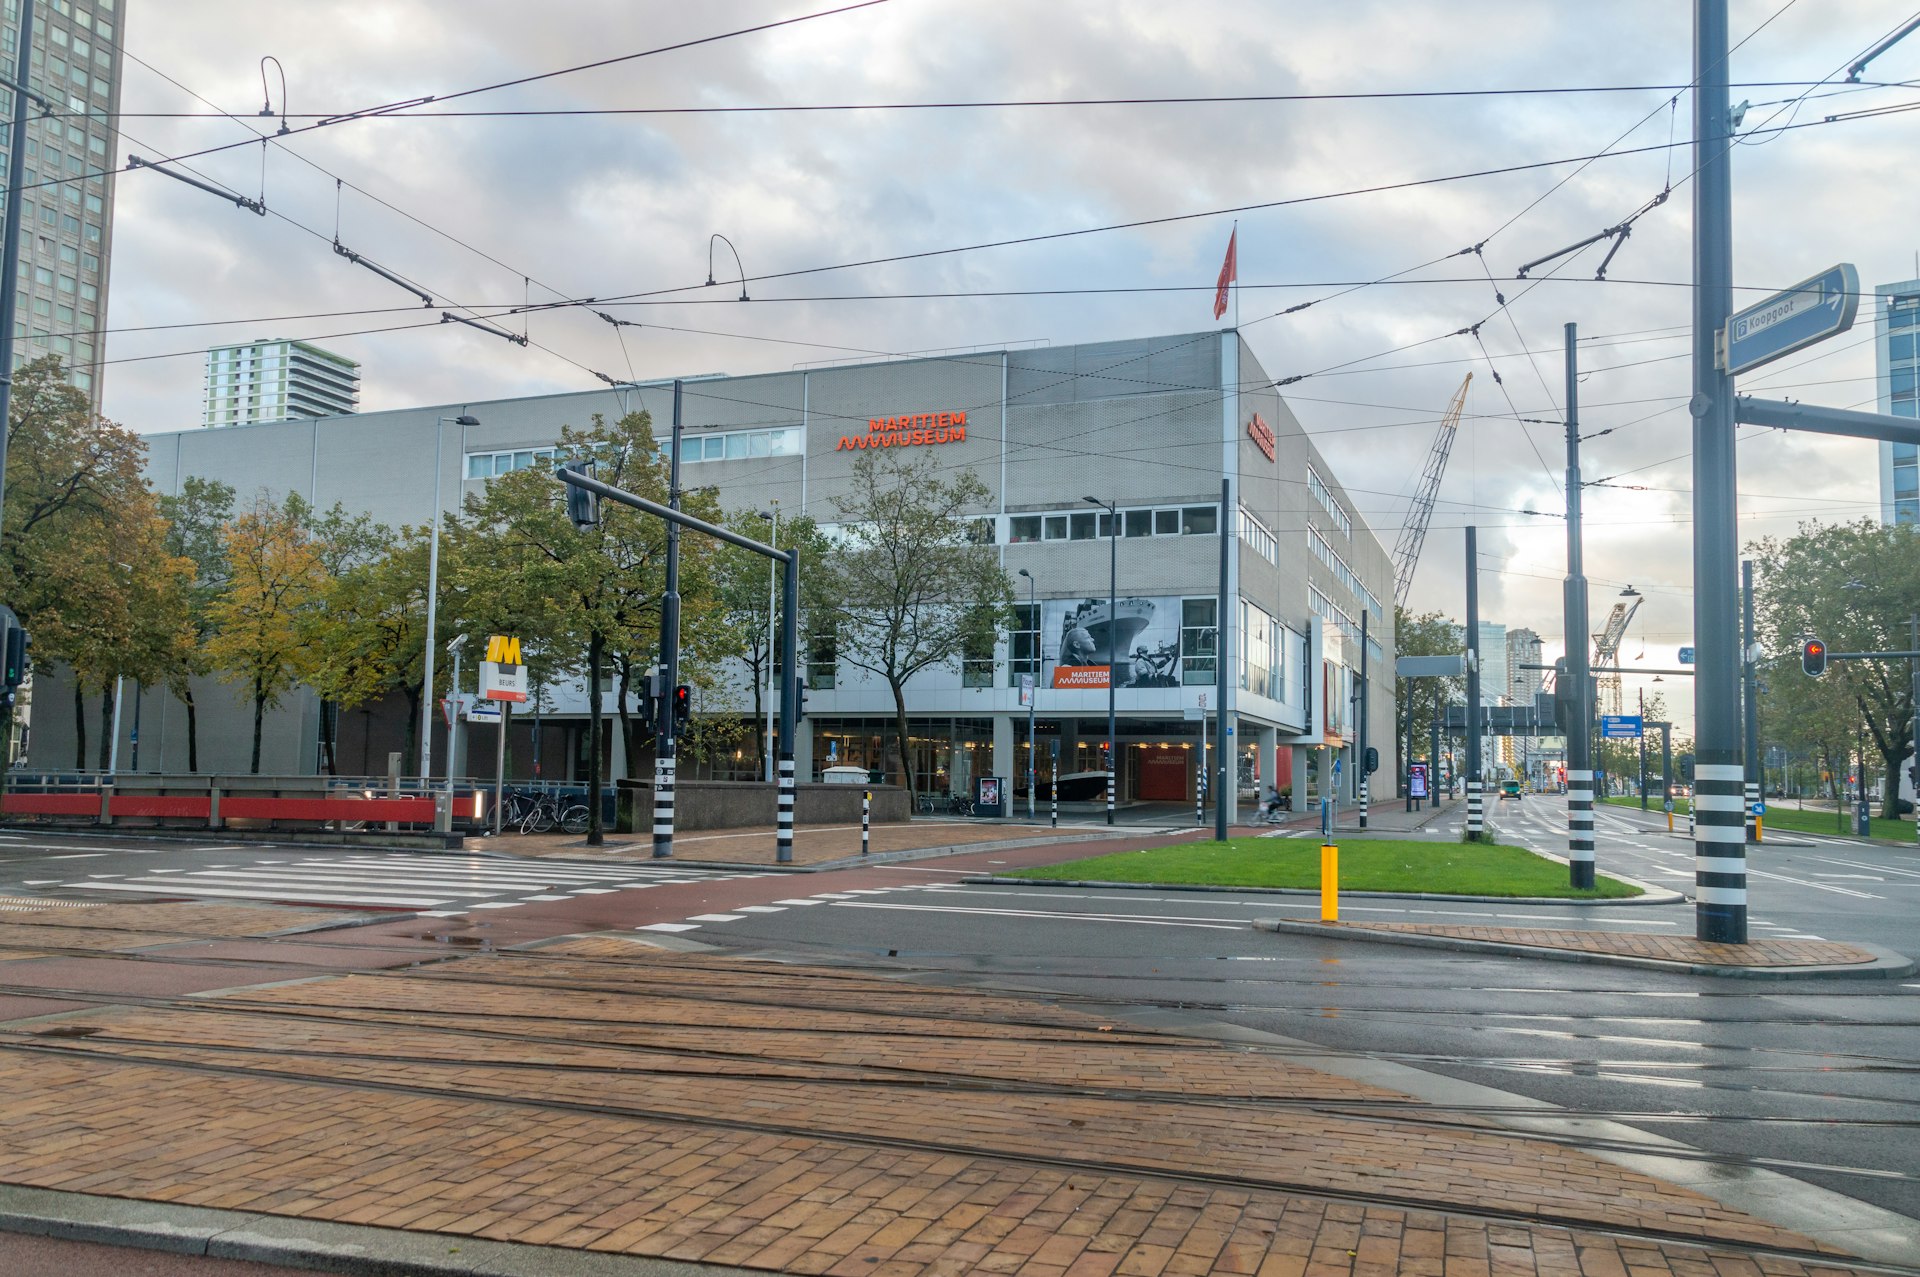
top-left (972, 775), bottom-right (1007, 818)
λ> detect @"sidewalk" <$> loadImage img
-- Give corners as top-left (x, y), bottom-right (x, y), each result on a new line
top-left (475, 818), bottom-right (1134, 866)
top-left (1256, 797), bottom-right (1453, 837)
top-left (0, 899), bottom-right (1896, 1274)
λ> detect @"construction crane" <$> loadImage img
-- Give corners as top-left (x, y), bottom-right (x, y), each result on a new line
top-left (1590, 592), bottom-right (1643, 718)
top-left (1391, 373), bottom-right (1473, 612)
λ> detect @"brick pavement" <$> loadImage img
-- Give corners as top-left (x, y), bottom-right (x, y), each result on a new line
top-left (1305, 923), bottom-right (1876, 967)
top-left (482, 819), bottom-right (1120, 866)
top-left (0, 904), bottom-right (1886, 1275)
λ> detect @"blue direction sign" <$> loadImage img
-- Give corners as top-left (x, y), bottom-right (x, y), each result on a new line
top-left (1723, 263), bottom-right (1858, 376)
top-left (1677, 646), bottom-right (1695, 665)
top-left (1600, 714), bottom-right (1644, 740)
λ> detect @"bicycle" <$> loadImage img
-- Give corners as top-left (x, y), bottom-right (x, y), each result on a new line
top-left (946, 793), bottom-right (974, 817)
top-left (510, 789), bottom-right (590, 835)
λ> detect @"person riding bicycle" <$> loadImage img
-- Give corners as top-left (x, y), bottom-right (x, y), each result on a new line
top-left (1262, 788), bottom-right (1289, 820)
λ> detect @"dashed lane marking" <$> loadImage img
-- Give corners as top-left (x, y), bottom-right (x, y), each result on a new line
top-left (686, 913), bottom-right (747, 923)
top-left (733, 905), bottom-right (787, 913)
top-left (638, 922), bottom-right (701, 933)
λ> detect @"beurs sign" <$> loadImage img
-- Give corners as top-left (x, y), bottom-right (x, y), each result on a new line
top-left (835, 411), bottom-right (968, 452)
top-left (1247, 412), bottom-right (1275, 461)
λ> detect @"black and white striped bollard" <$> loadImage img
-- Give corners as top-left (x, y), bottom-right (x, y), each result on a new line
top-left (1744, 777), bottom-right (1760, 843)
top-left (1105, 747), bottom-right (1115, 824)
top-left (776, 755), bottom-right (795, 864)
top-left (1466, 775), bottom-right (1484, 841)
top-left (651, 754), bottom-right (675, 858)
top-left (1695, 760), bottom-right (1747, 942)
top-left (1359, 772), bottom-right (1370, 830)
top-left (861, 789), bottom-right (870, 856)
top-left (1566, 767), bottom-right (1594, 889)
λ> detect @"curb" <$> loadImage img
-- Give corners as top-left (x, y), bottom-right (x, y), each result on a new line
top-left (1252, 918), bottom-right (1918, 980)
top-left (0, 1182), bottom-right (772, 1276)
top-left (958, 874), bottom-right (1680, 905)
top-left (467, 829), bottom-right (1163, 873)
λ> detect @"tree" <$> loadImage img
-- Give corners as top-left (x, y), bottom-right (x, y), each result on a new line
top-left (157, 477), bottom-right (236, 771)
top-left (712, 509), bottom-right (832, 774)
top-left (0, 359), bottom-right (195, 769)
top-left (300, 522), bottom-right (427, 776)
top-left (818, 452), bottom-right (1012, 798)
top-left (204, 497), bottom-right (328, 773)
top-left (452, 412), bottom-right (728, 842)
top-left (1751, 519), bottom-right (1920, 819)
top-left (1393, 606), bottom-right (1464, 788)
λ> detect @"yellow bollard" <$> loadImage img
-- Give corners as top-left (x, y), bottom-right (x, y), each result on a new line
top-left (1320, 843), bottom-right (1339, 922)
top-left (1666, 810), bottom-right (1674, 832)
top-left (1755, 815), bottom-right (1763, 843)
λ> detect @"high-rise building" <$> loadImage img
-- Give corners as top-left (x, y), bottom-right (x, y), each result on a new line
top-left (202, 338), bottom-right (360, 427)
top-left (1876, 278), bottom-right (1919, 526)
top-left (3, 0), bottom-right (127, 407)
top-left (1506, 628), bottom-right (1543, 706)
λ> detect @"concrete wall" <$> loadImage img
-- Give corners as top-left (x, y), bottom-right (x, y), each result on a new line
top-left (614, 780), bottom-right (909, 832)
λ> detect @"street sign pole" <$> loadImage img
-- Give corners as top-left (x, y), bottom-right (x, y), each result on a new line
top-left (1743, 560), bottom-right (1761, 842)
top-left (1692, 0), bottom-right (1747, 943)
top-left (1464, 526), bottom-right (1484, 842)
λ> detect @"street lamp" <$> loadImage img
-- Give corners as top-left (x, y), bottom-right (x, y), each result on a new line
top-left (1083, 496), bottom-right (1118, 825)
top-left (1018, 568), bottom-right (1038, 820)
top-left (420, 413), bottom-right (480, 783)
top-left (756, 506), bottom-right (779, 783)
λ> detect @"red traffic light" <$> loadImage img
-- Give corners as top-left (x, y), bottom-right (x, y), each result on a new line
top-left (672, 684), bottom-right (692, 723)
top-left (1801, 638), bottom-right (1827, 676)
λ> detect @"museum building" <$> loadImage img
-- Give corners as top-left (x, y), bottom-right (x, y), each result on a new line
top-left (41, 330), bottom-right (1397, 819)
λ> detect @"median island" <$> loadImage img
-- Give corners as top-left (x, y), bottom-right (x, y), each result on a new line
top-left (1005, 837), bottom-right (1643, 899)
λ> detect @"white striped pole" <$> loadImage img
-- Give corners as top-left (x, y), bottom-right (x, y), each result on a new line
top-left (776, 755), bottom-right (795, 864)
top-left (1359, 773), bottom-right (1370, 830)
top-left (1466, 776), bottom-right (1484, 840)
top-left (651, 754), bottom-right (675, 858)
top-left (861, 789), bottom-right (870, 856)
top-left (1744, 777), bottom-right (1760, 843)
top-left (1566, 768), bottom-right (1595, 889)
top-left (1106, 744), bottom-right (1115, 825)
top-left (1694, 761), bottom-right (1747, 943)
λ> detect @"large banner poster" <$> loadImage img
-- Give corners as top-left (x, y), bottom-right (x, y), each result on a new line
top-left (1045, 595), bottom-right (1195, 689)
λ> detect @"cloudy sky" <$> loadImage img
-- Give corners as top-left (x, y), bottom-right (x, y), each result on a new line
top-left (98, 0), bottom-right (1920, 726)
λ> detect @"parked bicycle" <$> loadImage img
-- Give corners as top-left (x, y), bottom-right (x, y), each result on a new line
top-left (504, 788), bottom-right (591, 835)
top-left (946, 793), bottom-right (975, 817)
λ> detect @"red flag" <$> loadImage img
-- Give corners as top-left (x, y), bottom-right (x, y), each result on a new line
top-left (1212, 228), bottom-right (1237, 320)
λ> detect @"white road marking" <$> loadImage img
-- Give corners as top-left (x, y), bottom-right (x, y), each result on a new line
top-left (733, 905), bottom-right (787, 913)
top-left (638, 922), bottom-right (700, 932)
top-left (773, 898), bottom-right (825, 906)
top-left (832, 901), bottom-right (1246, 930)
top-left (74, 881), bottom-right (441, 907)
top-left (518, 894), bottom-right (570, 901)
top-left (571, 888), bottom-right (619, 895)
top-left (686, 913), bottom-right (746, 922)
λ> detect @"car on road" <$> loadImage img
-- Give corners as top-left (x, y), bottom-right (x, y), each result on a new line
top-left (1498, 779), bottom-right (1523, 800)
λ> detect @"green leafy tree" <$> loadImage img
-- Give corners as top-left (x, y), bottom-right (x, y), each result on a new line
top-left (157, 476), bottom-right (235, 771)
top-left (1392, 606), bottom-right (1464, 787)
top-left (817, 452), bottom-right (1012, 799)
top-left (1751, 519), bottom-right (1920, 818)
top-left (712, 509), bottom-right (833, 773)
top-left (451, 412), bottom-right (727, 843)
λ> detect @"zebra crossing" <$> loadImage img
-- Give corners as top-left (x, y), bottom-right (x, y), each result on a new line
top-left (64, 853), bottom-right (768, 915)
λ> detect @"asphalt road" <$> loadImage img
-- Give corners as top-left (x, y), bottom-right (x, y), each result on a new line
top-left (2, 814), bottom-right (1915, 1235)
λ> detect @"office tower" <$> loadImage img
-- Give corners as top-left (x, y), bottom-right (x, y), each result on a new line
top-left (203, 338), bottom-right (361, 427)
top-left (1876, 279), bottom-right (1919, 525)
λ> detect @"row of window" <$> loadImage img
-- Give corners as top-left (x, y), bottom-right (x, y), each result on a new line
top-left (1237, 504), bottom-right (1276, 564)
top-left (16, 292), bottom-right (94, 335)
top-left (1890, 299), bottom-right (1918, 330)
top-left (678, 425), bottom-right (803, 463)
top-left (466, 447), bottom-right (559, 479)
top-left (1006, 503), bottom-right (1219, 545)
top-left (1306, 467), bottom-right (1352, 538)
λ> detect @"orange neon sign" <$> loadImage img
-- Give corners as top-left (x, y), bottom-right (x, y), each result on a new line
top-left (835, 411), bottom-right (968, 452)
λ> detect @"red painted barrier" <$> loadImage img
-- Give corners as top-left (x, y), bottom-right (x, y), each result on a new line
top-left (107, 795), bottom-right (212, 819)
top-left (1, 793), bottom-right (100, 816)
top-left (220, 796), bottom-right (437, 823)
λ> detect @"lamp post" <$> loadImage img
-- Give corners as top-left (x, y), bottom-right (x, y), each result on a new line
top-left (420, 413), bottom-right (480, 782)
top-left (757, 506), bottom-right (779, 783)
top-left (1084, 496), bottom-right (1118, 825)
top-left (1018, 568), bottom-right (1038, 821)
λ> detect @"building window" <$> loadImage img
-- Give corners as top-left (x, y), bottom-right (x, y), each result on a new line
top-left (1181, 598), bottom-right (1217, 686)
top-left (808, 630), bottom-right (837, 690)
top-left (1008, 515), bottom-right (1041, 544)
top-left (464, 447), bottom-right (557, 479)
top-left (1008, 603), bottom-right (1041, 687)
top-left (678, 425), bottom-right (801, 463)
top-left (1237, 505), bottom-right (1276, 564)
top-left (1240, 599), bottom-right (1277, 698)
top-left (1307, 467), bottom-right (1353, 538)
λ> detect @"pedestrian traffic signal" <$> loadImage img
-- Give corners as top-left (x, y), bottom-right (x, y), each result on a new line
top-left (3, 624), bottom-right (28, 688)
top-left (671, 684), bottom-right (691, 724)
top-left (561, 461), bottom-right (599, 530)
top-left (1801, 637), bottom-right (1827, 676)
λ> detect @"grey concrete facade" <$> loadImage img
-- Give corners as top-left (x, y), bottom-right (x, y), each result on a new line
top-left (42, 330), bottom-right (1397, 812)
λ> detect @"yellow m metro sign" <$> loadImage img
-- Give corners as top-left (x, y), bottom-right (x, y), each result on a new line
top-left (485, 635), bottom-right (522, 665)
top-left (479, 635), bottom-right (528, 703)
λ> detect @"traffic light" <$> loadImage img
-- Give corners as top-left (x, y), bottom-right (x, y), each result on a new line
top-left (1801, 638), bottom-right (1827, 676)
top-left (2, 624), bottom-right (27, 688)
top-left (798, 678), bottom-right (809, 720)
top-left (1550, 657), bottom-right (1574, 733)
top-left (1678, 753), bottom-right (1695, 783)
top-left (671, 684), bottom-right (691, 724)
top-left (1363, 746), bottom-right (1379, 775)
top-left (561, 461), bottom-right (599, 530)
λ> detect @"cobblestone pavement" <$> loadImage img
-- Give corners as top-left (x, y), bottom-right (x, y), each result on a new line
top-left (480, 820), bottom-right (1154, 866)
top-left (0, 902), bottom-right (1889, 1275)
top-left (1292, 921), bottom-right (1878, 967)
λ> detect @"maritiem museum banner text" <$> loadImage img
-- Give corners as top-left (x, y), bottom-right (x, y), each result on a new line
top-left (834, 411), bottom-right (968, 451)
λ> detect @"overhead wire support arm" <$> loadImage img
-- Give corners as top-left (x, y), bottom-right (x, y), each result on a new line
top-left (1848, 17), bottom-right (1920, 81)
top-left (127, 155), bottom-right (265, 215)
top-left (441, 311), bottom-right (529, 347)
top-left (0, 72), bottom-right (57, 117)
top-left (332, 240), bottom-right (433, 306)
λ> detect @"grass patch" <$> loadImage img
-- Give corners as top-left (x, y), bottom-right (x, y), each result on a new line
top-left (1602, 794), bottom-right (1915, 841)
top-left (1006, 837), bottom-right (1642, 898)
